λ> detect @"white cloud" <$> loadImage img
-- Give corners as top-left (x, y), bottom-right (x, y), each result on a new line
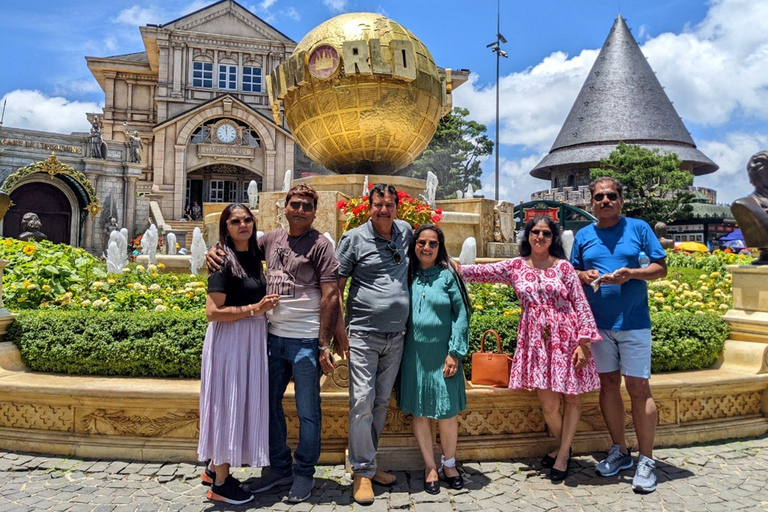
top-left (696, 132), bottom-right (768, 204)
top-left (453, 49), bottom-right (598, 152)
top-left (0, 90), bottom-right (101, 134)
top-left (477, 153), bottom-right (547, 202)
top-left (323, 0), bottom-right (347, 13)
top-left (260, 0), bottom-right (277, 9)
top-left (284, 7), bottom-right (300, 21)
top-left (113, 5), bottom-right (166, 27)
top-left (53, 79), bottom-right (102, 96)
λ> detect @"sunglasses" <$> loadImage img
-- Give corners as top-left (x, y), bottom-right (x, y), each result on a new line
top-left (289, 201), bottom-right (315, 212)
top-left (416, 239), bottom-right (439, 249)
top-left (386, 241), bottom-right (402, 265)
top-left (593, 192), bottom-right (619, 201)
top-left (228, 217), bottom-right (254, 226)
top-left (530, 229), bottom-right (553, 238)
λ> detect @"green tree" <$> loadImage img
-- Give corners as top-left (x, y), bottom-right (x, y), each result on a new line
top-left (400, 107), bottom-right (493, 199)
top-left (590, 142), bottom-right (695, 225)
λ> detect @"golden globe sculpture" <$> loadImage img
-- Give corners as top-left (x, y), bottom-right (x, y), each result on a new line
top-left (267, 12), bottom-right (454, 174)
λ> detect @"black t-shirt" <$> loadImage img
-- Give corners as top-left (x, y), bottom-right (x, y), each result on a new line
top-left (207, 250), bottom-right (267, 307)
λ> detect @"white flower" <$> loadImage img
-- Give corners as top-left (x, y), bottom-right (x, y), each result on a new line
top-left (149, 283), bottom-right (161, 292)
top-left (92, 300), bottom-right (104, 308)
top-left (155, 304), bottom-right (167, 312)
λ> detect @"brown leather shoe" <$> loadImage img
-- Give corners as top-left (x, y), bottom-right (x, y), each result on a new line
top-left (353, 475), bottom-right (374, 504)
top-left (372, 469), bottom-right (396, 486)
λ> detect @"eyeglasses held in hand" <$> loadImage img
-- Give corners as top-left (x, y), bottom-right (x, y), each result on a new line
top-left (530, 229), bottom-right (553, 238)
top-left (228, 217), bottom-right (254, 226)
top-left (289, 201), bottom-right (315, 212)
top-left (416, 239), bottom-right (439, 248)
top-left (386, 241), bottom-right (402, 265)
top-left (593, 192), bottom-right (619, 201)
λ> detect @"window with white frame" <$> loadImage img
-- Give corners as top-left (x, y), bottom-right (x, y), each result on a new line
top-left (193, 62), bottom-right (213, 88)
top-left (243, 66), bottom-right (262, 92)
top-left (227, 182), bottom-right (239, 202)
top-left (219, 64), bottom-right (237, 90)
top-left (209, 180), bottom-right (225, 202)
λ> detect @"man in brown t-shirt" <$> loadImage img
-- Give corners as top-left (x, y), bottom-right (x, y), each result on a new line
top-left (208, 185), bottom-right (339, 503)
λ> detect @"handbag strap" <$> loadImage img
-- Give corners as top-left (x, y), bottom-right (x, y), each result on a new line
top-left (480, 329), bottom-right (502, 353)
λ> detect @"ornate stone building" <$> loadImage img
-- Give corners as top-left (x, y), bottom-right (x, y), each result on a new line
top-left (530, 15), bottom-right (719, 208)
top-left (0, 1), bottom-right (299, 251)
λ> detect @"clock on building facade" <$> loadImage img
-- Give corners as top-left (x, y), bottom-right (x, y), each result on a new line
top-left (213, 120), bottom-right (238, 144)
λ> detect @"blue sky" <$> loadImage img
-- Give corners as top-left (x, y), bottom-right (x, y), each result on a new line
top-left (2, 0), bottom-right (767, 204)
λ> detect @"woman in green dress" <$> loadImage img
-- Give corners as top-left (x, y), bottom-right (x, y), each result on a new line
top-left (397, 225), bottom-right (469, 494)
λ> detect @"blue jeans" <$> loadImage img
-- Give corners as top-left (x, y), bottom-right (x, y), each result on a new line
top-left (267, 333), bottom-right (322, 477)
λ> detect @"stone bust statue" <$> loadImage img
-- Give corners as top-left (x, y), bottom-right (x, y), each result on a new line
top-left (731, 150), bottom-right (768, 265)
top-left (654, 222), bottom-right (675, 249)
top-left (19, 212), bottom-right (48, 242)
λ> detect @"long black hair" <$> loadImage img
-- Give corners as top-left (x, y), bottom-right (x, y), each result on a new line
top-left (519, 216), bottom-right (566, 260)
top-left (218, 203), bottom-right (259, 279)
top-left (408, 224), bottom-right (451, 284)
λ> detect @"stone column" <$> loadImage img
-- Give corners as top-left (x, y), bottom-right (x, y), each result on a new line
top-left (83, 172), bottom-right (100, 252)
top-left (125, 176), bottom-right (138, 237)
top-left (172, 44), bottom-right (183, 96)
top-left (174, 144), bottom-right (186, 218)
top-left (265, 149), bottom-right (276, 192)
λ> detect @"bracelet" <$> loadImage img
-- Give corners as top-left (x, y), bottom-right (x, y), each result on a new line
top-left (249, 305), bottom-right (255, 317)
top-left (318, 345), bottom-right (331, 352)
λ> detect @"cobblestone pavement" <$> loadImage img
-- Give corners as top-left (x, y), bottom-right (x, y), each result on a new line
top-left (1, 436), bottom-right (767, 511)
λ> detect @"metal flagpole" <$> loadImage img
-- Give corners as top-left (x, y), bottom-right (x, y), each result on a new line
top-left (487, 0), bottom-right (507, 201)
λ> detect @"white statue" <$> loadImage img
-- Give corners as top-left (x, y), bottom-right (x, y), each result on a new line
top-left (106, 241), bottom-right (122, 274)
top-left (141, 224), bottom-right (159, 265)
top-left (119, 228), bottom-right (129, 269)
top-left (465, 184), bottom-right (474, 199)
top-left (362, 175), bottom-right (369, 197)
top-left (424, 171), bottom-right (438, 208)
top-left (283, 169), bottom-right (293, 192)
top-left (459, 237), bottom-right (477, 265)
top-left (167, 232), bottom-right (177, 255)
top-left (257, 230), bottom-right (265, 239)
top-left (323, 232), bottom-right (336, 250)
top-left (247, 180), bottom-right (259, 210)
top-left (190, 227), bottom-right (207, 275)
top-left (456, 190), bottom-right (464, 199)
top-left (561, 229), bottom-right (575, 260)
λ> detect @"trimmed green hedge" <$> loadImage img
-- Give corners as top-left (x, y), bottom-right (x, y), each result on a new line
top-left (650, 311), bottom-right (728, 373)
top-left (8, 310), bottom-right (207, 378)
top-left (7, 309), bottom-right (728, 378)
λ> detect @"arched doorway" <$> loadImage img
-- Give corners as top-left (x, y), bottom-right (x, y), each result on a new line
top-left (5, 182), bottom-right (72, 244)
top-left (185, 164), bottom-right (262, 210)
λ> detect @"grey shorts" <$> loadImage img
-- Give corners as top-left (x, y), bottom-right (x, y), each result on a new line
top-left (593, 328), bottom-right (652, 379)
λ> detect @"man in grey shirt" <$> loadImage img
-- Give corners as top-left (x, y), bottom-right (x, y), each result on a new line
top-left (335, 184), bottom-right (412, 505)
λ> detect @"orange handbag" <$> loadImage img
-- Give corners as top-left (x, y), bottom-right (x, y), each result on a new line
top-left (471, 330), bottom-right (513, 387)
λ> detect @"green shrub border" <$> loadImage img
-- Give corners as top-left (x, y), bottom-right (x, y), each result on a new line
top-left (6, 309), bottom-right (728, 378)
top-left (8, 310), bottom-right (207, 378)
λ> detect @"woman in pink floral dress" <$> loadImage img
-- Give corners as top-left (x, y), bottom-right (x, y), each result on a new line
top-left (460, 216), bottom-right (601, 482)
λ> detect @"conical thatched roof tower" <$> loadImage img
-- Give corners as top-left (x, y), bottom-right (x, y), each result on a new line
top-left (530, 15), bottom-right (717, 187)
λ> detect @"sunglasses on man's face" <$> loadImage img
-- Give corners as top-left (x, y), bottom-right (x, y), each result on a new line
top-left (289, 201), bottom-right (315, 212)
top-left (593, 192), bottom-right (619, 202)
top-left (529, 229), bottom-right (553, 238)
top-left (228, 217), bottom-right (254, 226)
top-left (416, 239), bottom-right (439, 249)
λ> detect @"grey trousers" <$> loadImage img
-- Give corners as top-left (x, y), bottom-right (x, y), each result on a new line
top-left (347, 329), bottom-right (405, 478)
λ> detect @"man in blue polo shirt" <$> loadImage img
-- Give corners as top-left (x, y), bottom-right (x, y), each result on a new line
top-left (571, 177), bottom-right (667, 494)
top-left (334, 183), bottom-right (412, 505)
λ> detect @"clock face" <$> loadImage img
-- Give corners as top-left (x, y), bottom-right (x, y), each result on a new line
top-left (216, 123), bottom-right (237, 144)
